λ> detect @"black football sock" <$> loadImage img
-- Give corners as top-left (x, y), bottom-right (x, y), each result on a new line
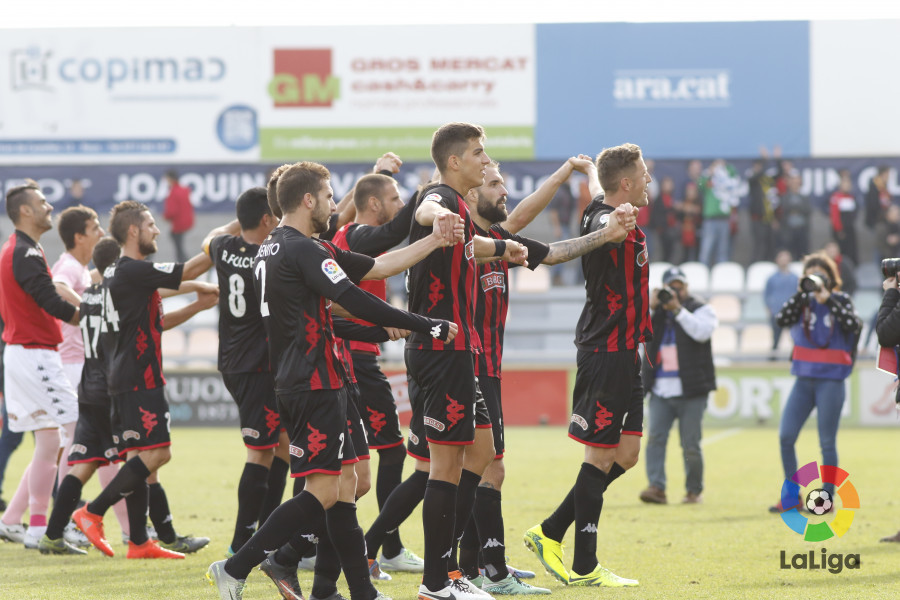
top-left (327, 501), bottom-right (376, 600)
top-left (225, 490), bottom-right (326, 580)
top-left (231, 463), bottom-right (269, 552)
top-left (274, 526), bottom-right (318, 567)
top-left (606, 462), bottom-right (626, 486)
top-left (87, 456), bottom-right (151, 517)
top-left (376, 444), bottom-right (406, 558)
top-left (541, 485), bottom-right (575, 542)
top-left (447, 469), bottom-right (481, 572)
top-left (458, 518), bottom-right (480, 579)
top-left (126, 481), bottom-right (150, 545)
top-left (571, 463), bottom-right (607, 576)
top-left (422, 479), bottom-right (457, 592)
top-left (290, 476), bottom-right (317, 559)
top-left (365, 469), bottom-right (428, 560)
top-left (311, 530), bottom-right (341, 600)
top-left (258, 456), bottom-right (289, 527)
top-left (46, 475), bottom-right (83, 540)
top-left (148, 482), bottom-right (176, 544)
top-left (473, 486), bottom-right (506, 582)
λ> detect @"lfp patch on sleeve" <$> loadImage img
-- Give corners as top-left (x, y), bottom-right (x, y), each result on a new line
top-left (423, 193), bottom-right (443, 203)
top-left (321, 258), bottom-right (347, 284)
top-left (153, 262), bottom-right (175, 273)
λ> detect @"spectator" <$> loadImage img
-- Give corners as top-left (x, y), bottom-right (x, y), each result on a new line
top-left (650, 176), bottom-right (680, 262)
top-left (162, 170), bottom-right (195, 262)
top-left (779, 172), bottom-right (811, 260)
top-left (876, 204), bottom-right (900, 263)
top-left (864, 165), bottom-right (892, 242)
top-left (824, 241), bottom-right (857, 297)
top-left (639, 266), bottom-right (718, 505)
top-left (748, 158), bottom-right (778, 263)
top-left (680, 170), bottom-right (703, 263)
top-left (764, 250), bottom-right (799, 354)
top-left (547, 182), bottom-right (581, 286)
top-left (698, 159), bottom-right (742, 267)
top-left (829, 169), bottom-right (859, 265)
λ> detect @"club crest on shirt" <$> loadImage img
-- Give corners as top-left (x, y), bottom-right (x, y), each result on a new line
top-left (636, 247), bottom-right (649, 267)
top-left (480, 271), bottom-right (506, 292)
top-left (153, 262), bottom-right (175, 273)
top-left (321, 258), bottom-right (347, 283)
top-left (465, 240), bottom-right (475, 261)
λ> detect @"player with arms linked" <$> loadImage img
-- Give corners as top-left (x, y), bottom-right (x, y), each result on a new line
top-left (207, 160), bottom-right (461, 600)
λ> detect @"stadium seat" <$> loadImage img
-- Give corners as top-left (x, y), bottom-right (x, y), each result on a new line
top-left (857, 262), bottom-right (883, 290)
top-left (745, 261), bottom-right (778, 292)
top-left (708, 294), bottom-right (742, 323)
top-left (742, 294), bottom-right (770, 323)
top-left (709, 261), bottom-right (745, 293)
top-left (161, 329), bottom-right (186, 358)
top-left (185, 327), bottom-right (219, 359)
top-left (514, 265), bottom-right (551, 293)
top-left (679, 261), bottom-right (710, 294)
top-left (711, 325), bottom-right (738, 353)
top-left (740, 324), bottom-right (773, 355)
top-left (649, 261), bottom-right (673, 290)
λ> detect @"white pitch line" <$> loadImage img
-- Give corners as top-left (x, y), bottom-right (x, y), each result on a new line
top-left (701, 427), bottom-right (743, 447)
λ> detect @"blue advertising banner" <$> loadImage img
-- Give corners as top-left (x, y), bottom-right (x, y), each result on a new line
top-left (535, 22), bottom-right (810, 160)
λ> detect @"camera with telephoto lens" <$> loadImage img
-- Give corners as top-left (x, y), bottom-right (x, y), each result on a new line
top-left (800, 273), bottom-right (830, 293)
top-left (657, 286), bottom-right (675, 304)
top-left (882, 258), bottom-right (900, 278)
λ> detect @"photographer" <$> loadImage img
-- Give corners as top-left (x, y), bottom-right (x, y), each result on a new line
top-left (769, 252), bottom-right (861, 513)
top-left (875, 259), bottom-right (900, 543)
top-left (639, 267), bottom-right (718, 505)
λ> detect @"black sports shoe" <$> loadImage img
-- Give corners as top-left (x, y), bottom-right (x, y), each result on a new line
top-left (259, 551), bottom-right (304, 600)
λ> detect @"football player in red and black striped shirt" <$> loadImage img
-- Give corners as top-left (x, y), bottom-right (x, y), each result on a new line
top-left (209, 160), bottom-right (461, 600)
top-left (458, 158), bottom-right (637, 593)
top-left (526, 143), bottom-right (652, 588)
top-left (405, 123), bottom-right (528, 600)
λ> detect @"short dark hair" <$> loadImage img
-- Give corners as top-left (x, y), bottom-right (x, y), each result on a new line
top-left (165, 169), bottom-right (179, 181)
top-left (266, 164), bottom-right (292, 219)
top-left (109, 201), bottom-right (149, 245)
top-left (596, 143), bottom-right (643, 194)
top-left (353, 174), bottom-right (395, 212)
top-left (5, 179), bottom-right (40, 224)
top-left (57, 205), bottom-right (99, 250)
top-left (276, 161), bottom-right (331, 215)
top-left (431, 122), bottom-right (485, 174)
top-left (236, 187), bottom-right (271, 230)
top-left (92, 237), bottom-right (121, 273)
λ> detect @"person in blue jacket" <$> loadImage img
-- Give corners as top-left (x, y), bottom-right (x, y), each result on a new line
top-left (770, 252), bottom-right (861, 512)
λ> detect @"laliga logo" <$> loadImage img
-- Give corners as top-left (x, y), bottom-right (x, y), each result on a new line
top-left (775, 461), bottom-right (861, 574)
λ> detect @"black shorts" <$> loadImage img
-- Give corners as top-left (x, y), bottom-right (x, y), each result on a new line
top-left (345, 383), bottom-right (370, 460)
top-left (350, 352), bottom-right (403, 450)
top-left (479, 376), bottom-right (504, 459)
top-left (278, 387), bottom-right (357, 477)
top-left (112, 388), bottom-right (171, 455)
top-left (568, 349), bottom-right (644, 448)
top-left (405, 350), bottom-right (491, 461)
top-left (222, 372), bottom-right (282, 450)
top-left (67, 403), bottom-right (121, 466)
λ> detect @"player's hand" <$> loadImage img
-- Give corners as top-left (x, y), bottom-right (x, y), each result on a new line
top-left (384, 327), bottom-right (410, 341)
top-left (374, 152), bottom-right (402, 174)
top-left (503, 240), bottom-right (528, 267)
top-left (884, 277), bottom-right (898, 291)
top-left (568, 154), bottom-right (596, 174)
top-left (192, 281), bottom-right (219, 296)
top-left (196, 287), bottom-right (219, 310)
top-left (432, 212), bottom-right (465, 246)
top-left (443, 321), bottom-right (458, 343)
top-left (605, 205), bottom-right (630, 243)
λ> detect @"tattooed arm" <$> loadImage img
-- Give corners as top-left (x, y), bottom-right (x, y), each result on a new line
top-left (540, 203), bottom-right (636, 265)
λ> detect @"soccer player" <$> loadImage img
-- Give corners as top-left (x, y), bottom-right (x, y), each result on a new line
top-left (332, 169), bottom-right (426, 573)
top-left (456, 157), bottom-right (637, 595)
top-left (524, 143), bottom-right (652, 588)
top-left (202, 187), bottom-right (291, 556)
top-left (0, 181), bottom-right (80, 548)
top-left (402, 122), bottom-right (529, 600)
top-left (206, 160), bottom-right (461, 600)
top-left (72, 201), bottom-right (219, 559)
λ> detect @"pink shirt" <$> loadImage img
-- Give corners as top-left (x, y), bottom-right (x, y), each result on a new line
top-left (51, 252), bottom-right (91, 364)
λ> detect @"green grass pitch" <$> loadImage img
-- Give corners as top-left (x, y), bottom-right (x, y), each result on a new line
top-left (2, 425), bottom-right (900, 599)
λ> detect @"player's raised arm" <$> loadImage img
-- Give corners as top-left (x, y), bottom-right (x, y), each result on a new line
top-left (542, 203), bottom-right (636, 265)
top-left (502, 155), bottom-right (593, 235)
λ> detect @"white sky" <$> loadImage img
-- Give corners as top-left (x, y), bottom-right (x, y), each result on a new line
top-left (2, 0), bottom-right (898, 28)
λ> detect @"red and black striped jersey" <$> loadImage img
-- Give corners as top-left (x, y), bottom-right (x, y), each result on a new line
top-left (208, 234), bottom-right (269, 374)
top-left (104, 256), bottom-right (184, 395)
top-left (406, 184), bottom-right (481, 353)
top-left (575, 197), bottom-right (653, 352)
top-left (0, 231), bottom-right (76, 349)
top-left (474, 224), bottom-right (549, 378)
top-left (253, 226), bottom-right (375, 395)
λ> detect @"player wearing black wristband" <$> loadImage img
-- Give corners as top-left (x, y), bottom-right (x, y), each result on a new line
top-left (207, 160), bottom-right (460, 600)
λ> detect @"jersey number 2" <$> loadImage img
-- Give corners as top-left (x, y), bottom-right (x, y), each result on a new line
top-left (254, 261), bottom-right (269, 317)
